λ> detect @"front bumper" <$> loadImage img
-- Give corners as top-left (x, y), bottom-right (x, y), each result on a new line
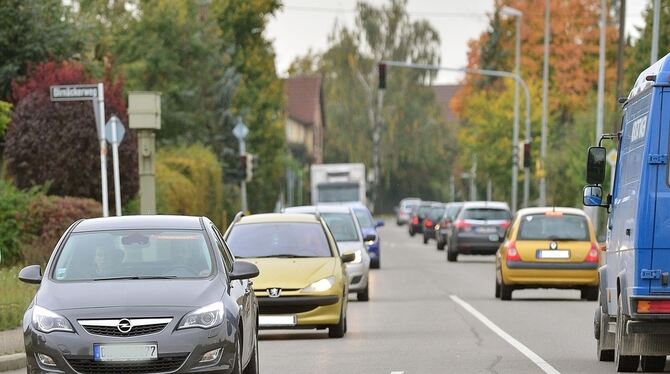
top-left (256, 294), bottom-right (343, 328)
top-left (346, 261), bottom-right (369, 292)
top-left (24, 315), bottom-right (237, 374)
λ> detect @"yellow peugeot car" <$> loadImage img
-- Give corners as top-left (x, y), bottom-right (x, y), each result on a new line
top-left (224, 213), bottom-right (353, 338)
top-left (495, 207), bottom-right (600, 301)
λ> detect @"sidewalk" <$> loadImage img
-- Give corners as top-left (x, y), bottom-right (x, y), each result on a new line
top-left (0, 328), bottom-right (25, 372)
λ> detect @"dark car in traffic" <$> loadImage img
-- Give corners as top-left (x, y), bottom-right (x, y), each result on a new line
top-left (436, 202), bottom-right (463, 250)
top-left (408, 201), bottom-right (441, 237)
top-left (422, 204), bottom-right (446, 244)
top-left (19, 215), bottom-right (260, 374)
top-left (446, 202), bottom-right (511, 262)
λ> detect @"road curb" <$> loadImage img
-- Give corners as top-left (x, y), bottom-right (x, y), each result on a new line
top-left (0, 353), bottom-right (26, 372)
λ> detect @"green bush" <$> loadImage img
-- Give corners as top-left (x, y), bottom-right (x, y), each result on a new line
top-left (0, 266), bottom-right (36, 332)
top-left (0, 180), bottom-right (40, 265)
top-left (20, 195), bottom-right (101, 266)
top-left (156, 144), bottom-right (224, 227)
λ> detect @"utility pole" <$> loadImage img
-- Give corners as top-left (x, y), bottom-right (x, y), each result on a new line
top-left (470, 154), bottom-right (477, 201)
top-left (651, 0), bottom-right (660, 65)
top-left (233, 118), bottom-right (249, 213)
top-left (615, 0), bottom-right (626, 132)
top-left (539, 0), bottom-right (550, 207)
top-left (593, 0), bottom-right (607, 230)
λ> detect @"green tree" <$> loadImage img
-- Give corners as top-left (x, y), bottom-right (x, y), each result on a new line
top-left (626, 2), bottom-right (670, 89)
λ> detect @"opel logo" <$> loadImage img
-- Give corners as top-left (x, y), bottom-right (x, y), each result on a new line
top-left (549, 242), bottom-right (558, 250)
top-left (268, 288), bottom-right (281, 298)
top-left (117, 319), bottom-right (132, 333)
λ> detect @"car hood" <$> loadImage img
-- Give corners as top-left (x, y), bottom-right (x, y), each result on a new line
top-left (36, 277), bottom-right (225, 311)
top-left (245, 257), bottom-right (338, 290)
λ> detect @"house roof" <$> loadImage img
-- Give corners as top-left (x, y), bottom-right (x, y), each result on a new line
top-left (432, 84), bottom-right (460, 123)
top-left (284, 75), bottom-right (323, 126)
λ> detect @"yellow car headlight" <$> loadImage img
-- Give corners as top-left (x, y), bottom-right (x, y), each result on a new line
top-left (301, 276), bottom-right (335, 293)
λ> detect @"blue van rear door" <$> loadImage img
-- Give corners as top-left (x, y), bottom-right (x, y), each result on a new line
top-left (650, 88), bottom-right (670, 294)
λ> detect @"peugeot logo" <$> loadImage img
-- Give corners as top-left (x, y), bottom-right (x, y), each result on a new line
top-left (549, 242), bottom-right (558, 250)
top-left (267, 288), bottom-right (281, 298)
top-left (117, 319), bottom-right (133, 333)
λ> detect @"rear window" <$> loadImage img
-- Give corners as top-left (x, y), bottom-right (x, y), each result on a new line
top-left (517, 214), bottom-right (590, 241)
top-left (418, 205), bottom-right (433, 216)
top-left (462, 208), bottom-right (510, 221)
top-left (428, 206), bottom-right (445, 220)
top-left (227, 223), bottom-right (332, 258)
top-left (321, 213), bottom-right (360, 242)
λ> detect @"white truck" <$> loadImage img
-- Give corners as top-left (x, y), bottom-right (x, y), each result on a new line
top-left (310, 163), bottom-right (367, 205)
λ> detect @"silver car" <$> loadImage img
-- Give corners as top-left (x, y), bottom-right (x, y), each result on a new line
top-left (284, 205), bottom-right (372, 301)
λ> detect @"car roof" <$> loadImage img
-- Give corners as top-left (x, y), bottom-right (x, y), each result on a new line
top-left (73, 215), bottom-right (203, 232)
top-left (461, 201), bottom-right (510, 210)
top-left (284, 205), bottom-right (353, 214)
top-left (237, 213), bottom-right (321, 224)
top-left (515, 207), bottom-right (589, 217)
top-left (419, 201), bottom-right (442, 206)
top-left (445, 202), bottom-right (464, 208)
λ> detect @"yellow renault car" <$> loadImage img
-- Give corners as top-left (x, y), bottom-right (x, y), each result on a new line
top-left (224, 213), bottom-right (353, 338)
top-left (495, 207), bottom-right (599, 301)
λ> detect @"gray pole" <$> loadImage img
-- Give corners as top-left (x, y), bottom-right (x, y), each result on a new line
top-left (470, 154), bottom-right (477, 201)
top-left (96, 83), bottom-right (109, 217)
top-left (111, 117), bottom-right (122, 216)
top-left (539, 0), bottom-right (550, 207)
top-left (449, 175), bottom-right (455, 201)
top-left (594, 0), bottom-right (607, 230)
top-left (239, 139), bottom-right (248, 213)
top-left (512, 14), bottom-right (521, 211)
top-left (651, 0), bottom-right (660, 65)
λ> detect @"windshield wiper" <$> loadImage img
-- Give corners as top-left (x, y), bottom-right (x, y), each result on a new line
top-left (93, 275), bottom-right (178, 281)
top-left (254, 254), bottom-right (311, 258)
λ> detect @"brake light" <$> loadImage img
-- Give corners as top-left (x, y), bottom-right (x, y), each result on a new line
top-left (506, 241), bottom-right (521, 262)
top-left (638, 300), bottom-right (670, 313)
top-left (500, 220), bottom-right (511, 230)
top-left (424, 219), bottom-right (433, 227)
top-left (411, 216), bottom-right (419, 225)
top-left (585, 242), bottom-right (599, 263)
top-left (455, 219), bottom-right (471, 231)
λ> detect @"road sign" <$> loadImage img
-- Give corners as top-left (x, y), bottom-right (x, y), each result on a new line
top-left (50, 84), bottom-right (99, 101)
top-left (607, 149), bottom-right (617, 167)
top-left (233, 121), bottom-right (249, 141)
top-left (105, 116), bottom-right (126, 144)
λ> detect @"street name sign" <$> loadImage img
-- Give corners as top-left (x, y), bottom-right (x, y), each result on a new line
top-left (50, 85), bottom-right (99, 101)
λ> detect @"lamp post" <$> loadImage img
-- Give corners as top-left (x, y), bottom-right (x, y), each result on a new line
top-left (501, 6), bottom-right (527, 210)
top-left (539, 0), bottom-right (550, 207)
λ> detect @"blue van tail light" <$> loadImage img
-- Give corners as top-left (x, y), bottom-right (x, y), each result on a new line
top-left (638, 300), bottom-right (670, 313)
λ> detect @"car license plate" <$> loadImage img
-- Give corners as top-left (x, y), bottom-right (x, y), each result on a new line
top-left (94, 344), bottom-right (157, 362)
top-left (537, 250), bottom-right (570, 259)
top-left (477, 226), bottom-right (497, 234)
top-left (259, 315), bottom-right (296, 327)
top-left (488, 234), bottom-right (500, 242)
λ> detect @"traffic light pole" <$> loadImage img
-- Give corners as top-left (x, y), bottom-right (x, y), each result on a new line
top-left (239, 139), bottom-right (248, 213)
top-left (380, 61), bottom-right (531, 212)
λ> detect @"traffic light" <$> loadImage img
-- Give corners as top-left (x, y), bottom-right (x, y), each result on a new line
top-left (523, 142), bottom-right (532, 168)
top-left (378, 63), bottom-right (386, 90)
top-left (239, 154), bottom-right (248, 181)
top-left (245, 154), bottom-right (254, 182)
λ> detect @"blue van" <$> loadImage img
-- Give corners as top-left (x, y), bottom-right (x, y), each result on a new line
top-left (585, 54), bottom-right (670, 372)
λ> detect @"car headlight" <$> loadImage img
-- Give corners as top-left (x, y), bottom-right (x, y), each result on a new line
top-left (301, 276), bottom-right (335, 293)
top-left (352, 250), bottom-right (363, 264)
top-left (32, 305), bottom-right (73, 333)
top-left (178, 301), bottom-right (224, 330)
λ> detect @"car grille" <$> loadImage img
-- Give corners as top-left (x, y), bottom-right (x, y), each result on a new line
top-left (260, 304), bottom-right (318, 314)
top-left (66, 355), bottom-right (187, 374)
top-left (82, 323), bottom-right (167, 337)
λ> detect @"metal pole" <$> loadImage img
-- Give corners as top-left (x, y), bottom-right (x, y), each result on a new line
top-left (449, 175), bottom-right (455, 201)
top-left (593, 0), bottom-right (607, 230)
top-left (470, 154), bottom-right (477, 201)
top-left (96, 83), bottom-right (109, 217)
top-left (651, 0), bottom-right (660, 65)
top-left (512, 15), bottom-right (521, 212)
top-left (239, 140), bottom-right (248, 213)
top-left (539, 0), bottom-right (550, 207)
top-left (111, 117), bottom-right (122, 216)
top-left (487, 179), bottom-right (492, 201)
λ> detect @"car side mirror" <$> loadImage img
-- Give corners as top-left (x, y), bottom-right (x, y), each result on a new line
top-left (341, 252), bottom-right (355, 263)
top-left (363, 233), bottom-right (377, 242)
top-left (19, 265), bottom-right (42, 284)
top-left (587, 146), bottom-right (607, 184)
top-left (583, 185), bottom-right (603, 207)
top-left (230, 261), bottom-right (260, 280)
top-left (375, 220), bottom-right (385, 228)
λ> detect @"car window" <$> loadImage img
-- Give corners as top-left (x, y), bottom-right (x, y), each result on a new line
top-left (517, 214), bottom-right (590, 241)
top-left (227, 222), bottom-right (332, 258)
top-left (446, 205), bottom-right (462, 220)
top-left (418, 205), bottom-right (432, 217)
top-left (211, 225), bottom-right (234, 273)
top-left (321, 212), bottom-right (360, 242)
top-left (462, 208), bottom-right (510, 221)
top-left (52, 230), bottom-right (213, 281)
top-left (428, 206), bottom-right (445, 220)
top-left (353, 208), bottom-right (374, 229)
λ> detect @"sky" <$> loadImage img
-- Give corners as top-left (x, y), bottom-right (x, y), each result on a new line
top-left (267, 0), bottom-right (650, 84)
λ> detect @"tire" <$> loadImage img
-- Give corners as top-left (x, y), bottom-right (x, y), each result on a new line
top-left (495, 277), bottom-right (501, 298)
top-left (409, 228), bottom-right (415, 237)
top-left (500, 278), bottom-right (513, 301)
top-left (582, 286), bottom-right (599, 301)
top-left (328, 304), bottom-right (346, 338)
top-left (447, 244), bottom-right (458, 262)
top-left (370, 258), bottom-right (380, 269)
top-left (615, 294), bottom-right (640, 372)
top-left (243, 329), bottom-right (259, 374)
top-left (596, 306), bottom-right (615, 362)
top-left (640, 355), bottom-right (666, 372)
top-left (357, 284), bottom-right (369, 302)
top-left (231, 330), bottom-right (243, 374)
top-left (423, 236), bottom-right (428, 244)
top-left (437, 239), bottom-right (445, 250)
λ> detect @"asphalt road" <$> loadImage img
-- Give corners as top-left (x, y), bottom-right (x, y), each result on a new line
top-left (257, 223), bottom-right (626, 374)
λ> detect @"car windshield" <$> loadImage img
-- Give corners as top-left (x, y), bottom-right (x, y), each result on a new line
top-left (428, 206), bottom-right (445, 220)
top-left (462, 208), bottom-right (510, 221)
top-left (353, 208), bottom-right (374, 229)
top-left (518, 214), bottom-right (590, 241)
top-left (321, 212), bottom-right (360, 242)
top-left (52, 230), bottom-right (213, 281)
top-left (227, 222), bottom-right (332, 258)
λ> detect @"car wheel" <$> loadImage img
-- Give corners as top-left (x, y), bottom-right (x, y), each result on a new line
top-left (615, 293), bottom-right (640, 372)
top-left (640, 355), bottom-right (666, 372)
top-left (409, 229), bottom-right (415, 237)
top-left (437, 239), bottom-right (445, 250)
top-left (231, 330), bottom-right (243, 374)
top-left (447, 244), bottom-right (458, 262)
top-left (371, 258), bottom-right (380, 269)
top-left (495, 277), bottom-right (501, 298)
top-left (596, 306), bottom-right (615, 362)
top-left (357, 284), bottom-right (370, 302)
top-left (500, 278), bottom-right (513, 301)
top-left (329, 305), bottom-right (346, 338)
top-left (423, 236), bottom-right (428, 244)
top-left (582, 286), bottom-right (598, 301)
top-left (243, 329), bottom-right (259, 374)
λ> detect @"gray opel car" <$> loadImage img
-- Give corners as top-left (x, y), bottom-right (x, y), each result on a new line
top-left (18, 215), bottom-right (260, 374)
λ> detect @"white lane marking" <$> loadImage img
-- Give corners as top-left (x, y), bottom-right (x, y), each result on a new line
top-left (390, 372), bottom-right (404, 374)
top-left (449, 295), bottom-right (561, 374)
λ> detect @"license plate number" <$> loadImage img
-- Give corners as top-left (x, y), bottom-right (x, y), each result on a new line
top-left (488, 234), bottom-right (500, 242)
top-left (537, 250), bottom-right (570, 259)
top-left (477, 227), bottom-right (497, 234)
top-left (94, 344), bottom-right (157, 362)
top-left (259, 315), bottom-right (296, 327)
